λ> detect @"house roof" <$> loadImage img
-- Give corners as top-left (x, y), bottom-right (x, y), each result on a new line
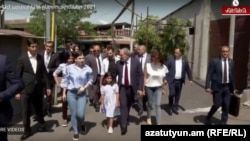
top-left (94, 22), bottom-right (131, 29)
top-left (0, 29), bottom-right (44, 38)
top-left (5, 19), bottom-right (29, 25)
top-left (160, 0), bottom-right (195, 20)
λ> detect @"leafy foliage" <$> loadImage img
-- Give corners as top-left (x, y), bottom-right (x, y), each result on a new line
top-left (161, 16), bottom-right (191, 58)
top-left (134, 16), bottom-right (191, 58)
top-left (28, 0), bottom-right (96, 45)
top-left (133, 16), bottom-right (161, 52)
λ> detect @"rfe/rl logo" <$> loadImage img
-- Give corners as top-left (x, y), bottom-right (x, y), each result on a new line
top-left (232, 0), bottom-right (239, 7)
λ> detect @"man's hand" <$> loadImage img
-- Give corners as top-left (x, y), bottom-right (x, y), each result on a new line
top-left (62, 93), bottom-right (67, 102)
top-left (205, 88), bottom-right (212, 94)
top-left (46, 89), bottom-right (52, 96)
top-left (15, 93), bottom-right (21, 100)
top-left (137, 90), bottom-right (144, 96)
top-left (77, 87), bottom-right (86, 94)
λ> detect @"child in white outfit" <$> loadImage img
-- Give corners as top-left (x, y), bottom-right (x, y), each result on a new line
top-left (100, 72), bottom-right (120, 133)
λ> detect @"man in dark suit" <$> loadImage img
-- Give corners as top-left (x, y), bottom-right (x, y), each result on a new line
top-left (135, 44), bottom-right (151, 115)
top-left (42, 41), bottom-right (60, 117)
top-left (205, 46), bottom-right (235, 125)
top-left (116, 48), bottom-right (144, 135)
top-left (0, 54), bottom-right (24, 141)
top-left (166, 48), bottom-right (193, 115)
top-left (85, 44), bottom-right (105, 112)
top-left (16, 38), bottom-right (51, 140)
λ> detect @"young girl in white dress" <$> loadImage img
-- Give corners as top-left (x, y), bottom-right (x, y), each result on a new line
top-left (100, 72), bottom-right (120, 133)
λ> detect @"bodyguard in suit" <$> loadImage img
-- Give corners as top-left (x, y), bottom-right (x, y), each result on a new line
top-left (116, 48), bottom-right (144, 135)
top-left (135, 44), bottom-right (151, 115)
top-left (0, 54), bottom-right (24, 141)
top-left (166, 48), bottom-right (193, 115)
top-left (85, 44), bottom-right (105, 112)
top-left (205, 46), bottom-right (235, 125)
top-left (16, 38), bottom-right (51, 140)
top-left (42, 41), bottom-right (60, 117)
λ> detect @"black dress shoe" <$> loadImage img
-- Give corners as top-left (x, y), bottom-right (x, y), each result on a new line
top-left (20, 132), bottom-right (32, 140)
top-left (47, 111), bottom-right (52, 117)
top-left (95, 106), bottom-right (100, 112)
top-left (121, 127), bottom-right (127, 135)
top-left (37, 124), bottom-right (47, 132)
top-left (138, 110), bottom-right (143, 116)
top-left (219, 122), bottom-right (227, 125)
top-left (205, 119), bottom-right (212, 125)
top-left (172, 109), bottom-right (179, 115)
top-left (33, 116), bottom-right (38, 121)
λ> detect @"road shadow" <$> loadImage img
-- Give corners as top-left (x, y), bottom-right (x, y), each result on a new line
top-left (193, 115), bottom-right (221, 125)
top-left (161, 104), bottom-right (186, 115)
top-left (69, 121), bottom-right (96, 134)
top-left (140, 116), bottom-right (157, 124)
top-left (101, 116), bottom-right (120, 129)
top-left (30, 119), bottom-right (60, 135)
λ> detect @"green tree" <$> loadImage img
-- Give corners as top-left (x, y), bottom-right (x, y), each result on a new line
top-left (28, 0), bottom-right (96, 45)
top-left (133, 16), bottom-right (161, 52)
top-left (161, 16), bottom-right (191, 58)
top-left (77, 21), bottom-right (96, 36)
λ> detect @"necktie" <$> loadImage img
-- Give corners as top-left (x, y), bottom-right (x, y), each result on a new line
top-left (223, 58), bottom-right (227, 83)
top-left (124, 62), bottom-right (129, 87)
top-left (97, 55), bottom-right (101, 74)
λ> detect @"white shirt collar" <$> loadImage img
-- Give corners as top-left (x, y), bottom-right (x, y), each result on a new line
top-left (28, 51), bottom-right (37, 58)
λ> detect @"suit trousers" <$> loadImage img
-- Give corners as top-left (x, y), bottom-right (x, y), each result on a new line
top-left (119, 86), bottom-right (134, 129)
top-left (168, 79), bottom-right (183, 110)
top-left (206, 85), bottom-right (231, 123)
top-left (21, 90), bottom-right (45, 132)
top-left (88, 75), bottom-right (101, 107)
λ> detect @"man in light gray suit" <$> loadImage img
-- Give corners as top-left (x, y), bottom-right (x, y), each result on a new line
top-left (136, 44), bottom-right (151, 115)
top-left (85, 44), bottom-right (105, 112)
top-left (116, 48), bottom-right (144, 135)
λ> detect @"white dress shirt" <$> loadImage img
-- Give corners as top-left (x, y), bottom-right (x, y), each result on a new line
top-left (122, 58), bottom-right (131, 85)
top-left (100, 57), bottom-right (119, 75)
top-left (175, 58), bottom-right (182, 79)
top-left (139, 53), bottom-right (148, 72)
top-left (44, 51), bottom-right (51, 72)
top-left (28, 51), bottom-right (37, 74)
top-left (95, 55), bottom-right (103, 74)
top-left (221, 58), bottom-right (229, 83)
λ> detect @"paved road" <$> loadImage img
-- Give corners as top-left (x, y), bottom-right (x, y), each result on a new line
top-left (8, 80), bottom-right (250, 141)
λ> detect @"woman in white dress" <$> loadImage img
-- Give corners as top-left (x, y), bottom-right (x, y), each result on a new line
top-left (100, 72), bottom-right (120, 133)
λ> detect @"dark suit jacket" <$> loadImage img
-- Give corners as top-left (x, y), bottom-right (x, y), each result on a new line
top-left (116, 57), bottom-right (144, 95)
top-left (0, 54), bottom-right (24, 124)
top-left (136, 53), bottom-right (151, 71)
top-left (17, 53), bottom-right (50, 95)
top-left (85, 53), bottom-right (105, 83)
top-left (205, 57), bottom-right (235, 93)
top-left (42, 51), bottom-right (60, 86)
top-left (166, 55), bottom-right (192, 84)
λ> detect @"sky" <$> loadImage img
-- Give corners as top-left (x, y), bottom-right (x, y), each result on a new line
top-left (4, 0), bottom-right (191, 24)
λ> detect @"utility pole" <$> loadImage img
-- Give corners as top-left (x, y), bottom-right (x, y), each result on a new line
top-left (51, 0), bottom-right (56, 42)
top-left (146, 7), bottom-right (149, 47)
top-left (46, 8), bottom-right (51, 41)
top-left (0, 0), bottom-right (4, 29)
top-left (112, 0), bottom-right (133, 44)
top-left (129, 0), bottom-right (134, 52)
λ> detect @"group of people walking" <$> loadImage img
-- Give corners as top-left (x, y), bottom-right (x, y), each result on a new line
top-left (0, 37), bottom-right (235, 141)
